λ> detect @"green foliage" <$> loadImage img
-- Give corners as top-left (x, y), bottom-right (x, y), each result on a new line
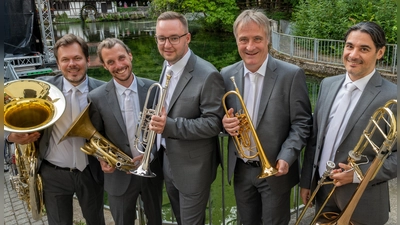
top-left (54, 12), bottom-right (81, 24)
top-left (292, 0), bottom-right (397, 43)
top-left (150, 0), bottom-right (239, 32)
top-left (73, 220), bottom-right (86, 225)
top-left (117, 7), bottom-right (138, 13)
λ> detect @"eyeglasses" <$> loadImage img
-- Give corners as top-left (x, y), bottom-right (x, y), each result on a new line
top-left (155, 33), bottom-right (188, 45)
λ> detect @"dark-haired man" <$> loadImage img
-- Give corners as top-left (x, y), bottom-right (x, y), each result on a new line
top-left (300, 21), bottom-right (397, 225)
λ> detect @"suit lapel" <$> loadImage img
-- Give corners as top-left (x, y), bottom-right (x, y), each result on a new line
top-left (232, 62), bottom-right (244, 112)
top-left (256, 57), bottom-right (277, 127)
top-left (105, 81), bottom-right (128, 137)
top-left (320, 77), bottom-right (344, 134)
top-left (340, 72), bottom-right (382, 143)
top-left (136, 77), bottom-right (147, 109)
top-left (167, 53), bottom-right (195, 113)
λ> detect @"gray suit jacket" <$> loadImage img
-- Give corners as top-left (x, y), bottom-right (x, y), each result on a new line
top-left (300, 71), bottom-right (397, 224)
top-left (37, 74), bottom-right (105, 184)
top-left (221, 56), bottom-right (312, 195)
top-left (160, 51), bottom-right (225, 195)
top-left (87, 76), bottom-right (162, 196)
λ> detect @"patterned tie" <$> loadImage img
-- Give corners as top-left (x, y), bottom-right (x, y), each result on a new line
top-left (71, 87), bottom-right (87, 171)
top-left (319, 82), bottom-right (357, 176)
top-left (164, 69), bottom-right (174, 111)
top-left (123, 89), bottom-right (140, 158)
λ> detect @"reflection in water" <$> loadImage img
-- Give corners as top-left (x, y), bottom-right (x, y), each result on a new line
top-left (53, 20), bottom-right (157, 42)
top-left (54, 20), bottom-right (159, 67)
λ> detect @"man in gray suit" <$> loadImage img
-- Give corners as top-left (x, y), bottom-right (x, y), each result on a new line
top-left (299, 22), bottom-right (397, 225)
top-left (7, 34), bottom-right (105, 225)
top-left (88, 38), bottom-right (163, 225)
top-left (149, 11), bottom-right (225, 225)
top-left (221, 10), bottom-right (312, 225)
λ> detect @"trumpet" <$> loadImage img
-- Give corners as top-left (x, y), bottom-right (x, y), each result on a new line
top-left (131, 74), bottom-right (172, 177)
top-left (296, 99), bottom-right (397, 225)
top-left (60, 103), bottom-right (137, 173)
top-left (222, 76), bottom-right (278, 179)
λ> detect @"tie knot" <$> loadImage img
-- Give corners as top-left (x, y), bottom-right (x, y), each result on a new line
top-left (166, 69), bottom-right (173, 77)
top-left (249, 72), bottom-right (258, 83)
top-left (124, 89), bottom-right (132, 97)
top-left (345, 82), bottom-right (357, 92)
top-left (72, 87), bottom-right (79, 94)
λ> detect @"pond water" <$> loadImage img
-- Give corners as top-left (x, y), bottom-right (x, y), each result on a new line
top-left (54, 20), bottom-right (241, 80)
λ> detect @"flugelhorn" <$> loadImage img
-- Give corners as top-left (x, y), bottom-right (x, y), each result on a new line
top-left (222, 76), bottom-right (278, 178)
top-left (131, 74), bottom-right (172, 177)
top-left (4, 79), bottom-right (66, 220)
top-left (298, 99), bottom-right (397, 225)
top-left (60, 103), bottom-right (137, 173)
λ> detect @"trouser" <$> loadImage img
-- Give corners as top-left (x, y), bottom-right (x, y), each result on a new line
top-left (40, 161), bottom-right (105, 225)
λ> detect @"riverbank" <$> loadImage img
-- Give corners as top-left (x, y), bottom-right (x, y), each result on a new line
top-left (270, 48), bottom-right (397, 83)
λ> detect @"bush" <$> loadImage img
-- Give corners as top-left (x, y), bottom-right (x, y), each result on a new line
top-left (292, 0), bottom-right (397, 43)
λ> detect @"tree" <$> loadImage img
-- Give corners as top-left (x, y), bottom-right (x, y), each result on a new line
top-left (150, 0), bottom-right (239, 32)
top-left (292, 0), bottom-right (397, 43)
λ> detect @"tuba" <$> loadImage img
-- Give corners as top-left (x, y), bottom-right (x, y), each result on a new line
top-left (222, 76), bottom-right (278, 178)
top-left (131, 74), bottom-right (172, 177)
top-left (60, 103), bottom-right (137, 173)
top-left (4, 79), bottom-right (66, 220)
top-left (296, 99), bottom-right (397, 225)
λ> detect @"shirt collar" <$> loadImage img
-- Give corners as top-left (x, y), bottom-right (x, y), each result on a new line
top-left (63, 75), bottom-right (88, 93)
top-left (344, 69), bottom-right (375, 92)
top-left (243, 55), bottom-right (268, 77)
top-left (167, 49), bottom-right (191, 76)
top-left (114, 73), bottom-right (138, 96)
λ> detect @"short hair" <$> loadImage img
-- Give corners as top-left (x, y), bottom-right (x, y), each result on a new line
top-left (233, 9), bottom-right (270, 39)
top-left (54, 33), bottom-right (89, 61)
top-left (156, 11), bottom-right (189, 33)
top-left (96, 38), bottom-right (131, 64)
top-left (344, 22), bottom-right (386, 51)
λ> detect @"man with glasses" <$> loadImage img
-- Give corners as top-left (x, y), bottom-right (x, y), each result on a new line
top-left (149, 11), bottom-right (225, 225)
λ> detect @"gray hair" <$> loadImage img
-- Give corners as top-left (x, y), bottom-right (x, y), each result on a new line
top-left (233, 9), bottom-right (270, 39)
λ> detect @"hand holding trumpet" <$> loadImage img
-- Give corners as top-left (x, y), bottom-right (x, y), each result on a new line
top-left (222, 108), bottom-right (240, 136)
top-left (149, 107), bottom-right (167, 134)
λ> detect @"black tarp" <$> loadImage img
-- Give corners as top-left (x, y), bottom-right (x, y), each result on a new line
top-left (4, 0), bottom-right (43, 56)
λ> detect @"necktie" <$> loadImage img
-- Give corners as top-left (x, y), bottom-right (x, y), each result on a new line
top-left (164, 69), bottom-right (174, 111)
top-left (244, 72), bottom-right (258, 160)
top-left (319, 82), bottom-right (357, 176)
top-left (246, 72), bottom-right (259, 124)
top-left (124, 89), bottom-right (140, 158)
top-left (71, 87), bottom-right (87, 171)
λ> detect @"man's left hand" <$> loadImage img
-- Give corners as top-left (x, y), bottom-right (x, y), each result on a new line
top-left (275, 159), bottom-right (289, 176)
top-left (330, 163), bottom-right (354, 186)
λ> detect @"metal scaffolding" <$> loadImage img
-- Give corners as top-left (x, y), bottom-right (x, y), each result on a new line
top-left (36, 0), bottom-right (56, 64)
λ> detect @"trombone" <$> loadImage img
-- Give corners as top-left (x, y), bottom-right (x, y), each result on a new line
top-left (295, 99), bottom-right (397, 225)
top-left (222, 76), bottom-right (278, 179)
top-left (131, 74), bottom-right (172, 177)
